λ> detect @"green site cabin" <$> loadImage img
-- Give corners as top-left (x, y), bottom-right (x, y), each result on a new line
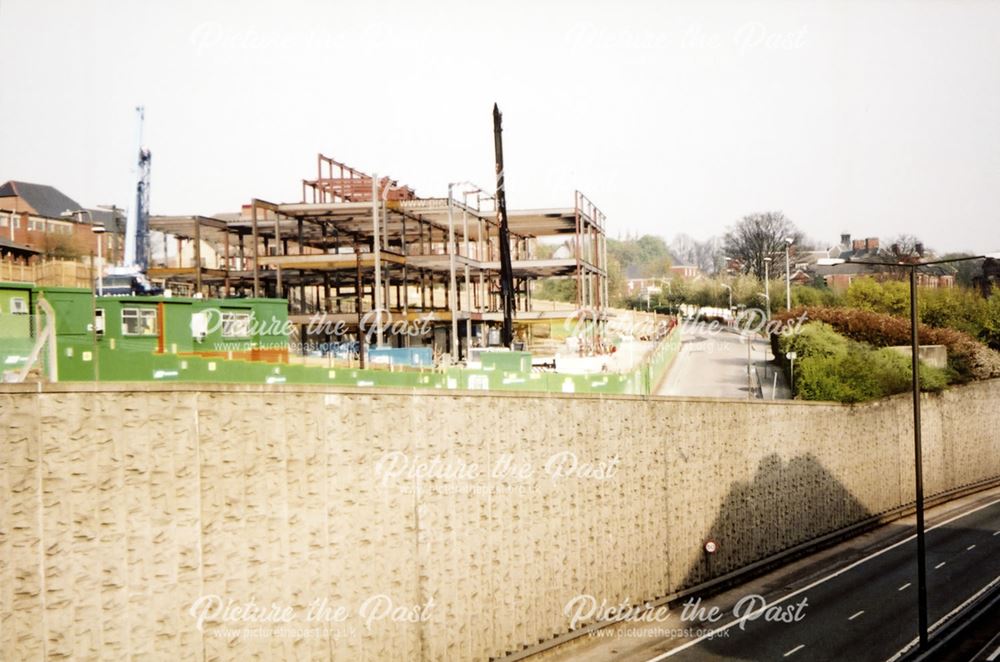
top-left (0, 282), bottom-right (36, 373)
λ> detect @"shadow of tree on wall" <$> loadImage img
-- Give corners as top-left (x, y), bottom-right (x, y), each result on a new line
top-left (681, 453), bottom-right (871, 588)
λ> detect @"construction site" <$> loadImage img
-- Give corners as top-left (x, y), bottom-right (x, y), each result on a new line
top-left (148, 151), bottom-right (610, 362)
top-left (1, 108), bottom-right (679, 393)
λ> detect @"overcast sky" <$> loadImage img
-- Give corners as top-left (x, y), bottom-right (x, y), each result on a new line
top-left (1, 0), bottom-right (998, 253)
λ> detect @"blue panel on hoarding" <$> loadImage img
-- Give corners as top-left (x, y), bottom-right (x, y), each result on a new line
top-left (367, 347), bottom-right (433, 367)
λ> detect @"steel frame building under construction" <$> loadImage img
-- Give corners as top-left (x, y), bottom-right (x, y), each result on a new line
top-left (149, 153), bottom-right (608, 359)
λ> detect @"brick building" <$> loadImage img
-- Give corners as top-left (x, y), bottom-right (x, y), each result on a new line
top-left (0, 181), bottom-right (115, 262)
top-left (818, 233), bottom-right (955, 290)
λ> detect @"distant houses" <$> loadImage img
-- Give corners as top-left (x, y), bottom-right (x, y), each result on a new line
top-left (0, 180), bottom-right (114, 262)
top-left (721, 233), bottom-right (956, 291)
top-left (813, 233), bottom-right (955, 290)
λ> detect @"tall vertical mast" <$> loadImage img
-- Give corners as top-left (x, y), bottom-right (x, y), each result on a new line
top-left (493, 103), bottom-right (515, 348)
top-left (123, 106), bottom-right (151, 271)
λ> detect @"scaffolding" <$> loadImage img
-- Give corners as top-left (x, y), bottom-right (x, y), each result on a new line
top-left (151, 154), bottom-right (608, 358)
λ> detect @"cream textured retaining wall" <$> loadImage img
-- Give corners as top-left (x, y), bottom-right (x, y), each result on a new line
top-left (1, 380), bottom-right (999, 661)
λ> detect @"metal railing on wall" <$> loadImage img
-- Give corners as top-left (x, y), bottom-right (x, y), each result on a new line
top-left (0, 304), bottom-right (57, 383)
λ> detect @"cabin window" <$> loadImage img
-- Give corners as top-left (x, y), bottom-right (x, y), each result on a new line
top-left (121, 307), bottom-right (157, 336)
top-left (221, 312), bottom-right (251, 338)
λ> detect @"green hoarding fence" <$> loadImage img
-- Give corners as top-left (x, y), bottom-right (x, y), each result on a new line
top-left (0, 282), bottom-right (681, 396)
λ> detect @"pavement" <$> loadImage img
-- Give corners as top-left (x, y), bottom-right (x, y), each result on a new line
top-left (535, 486), bottom-right (1000, 662)
top-left (657, 324), bottom-right (791, 399)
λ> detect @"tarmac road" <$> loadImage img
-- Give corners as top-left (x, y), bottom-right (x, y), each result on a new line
top-left (657, 325), bottom-right (789, 399)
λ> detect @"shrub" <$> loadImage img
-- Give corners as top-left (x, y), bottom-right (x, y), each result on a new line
top-left (919, 287), bottom-right (990, 337)
top-left (772, 307), bottom-right (1000, 382)
top-left (843, 278), bottom-right (910, 316)
top-left (778, 321), bottom-right (952, 403)
top-left (840, 278), bottom-right (999, 349)
top-left (981, 292), bottom-right (1000, 351)
top-left (791, 286), bottom-right (840, 308)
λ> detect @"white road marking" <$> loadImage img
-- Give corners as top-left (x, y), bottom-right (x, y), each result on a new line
top-left (643, 496), bottom-right (1000, 662)
top-left (935, 562), bottom-right (946, 569)
top-left (993, 530), bottom-right (1000, 536)
top-left (783, 644), bottom-right (805, 657)
top-left (885, 574), bottom-right (1000, 662)
top-left (967, 544), bottom-right (976, 551)
top-left (979, 631), bottom-right (1000, 661)
top-left (849, 610), bottom-right (864, 620)
top-left (898, 583), bottom-right (911, 591)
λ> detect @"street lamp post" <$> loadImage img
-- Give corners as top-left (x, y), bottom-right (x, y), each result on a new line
top-left (93, 224), bottom-right (107, 296)
top-left (818, 252), bottom-right (1000, 649)
top-left (63, 209), bottom-right (105, 294)
top-left (763, 257), bottom-right (772, 319)
top-left (96, 204), bottom-right (123, 266)
top-left (906, 264), bottom-right (928, 648)
top-left (785, 237), bottom-right (794, 311)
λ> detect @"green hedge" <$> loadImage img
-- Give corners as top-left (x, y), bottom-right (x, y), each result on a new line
top-left (841, 278), bottom-right (1000, 351)
top-left (772, 306), bottom-right (1000, 383)
top-left (777, 322), bottom-right (950, 403)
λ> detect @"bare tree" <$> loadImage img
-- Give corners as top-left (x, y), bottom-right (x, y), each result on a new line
top-left (722, 211), bottom-right (803, 280)
top-left (669, 233), bottom-right (723, 274)
top-left (882, 234), bottom-right (926, 259)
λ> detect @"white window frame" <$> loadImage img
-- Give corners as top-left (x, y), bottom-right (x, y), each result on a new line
top-left (121, 307), bottom-right (158, 336)
top-left (221, 311), bottom-right (252, 338)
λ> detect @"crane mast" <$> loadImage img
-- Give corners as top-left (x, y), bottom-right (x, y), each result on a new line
top-left (105, 106), bottom-right (160, 295)
top-left (123, 106), bottom-right (151, 270)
